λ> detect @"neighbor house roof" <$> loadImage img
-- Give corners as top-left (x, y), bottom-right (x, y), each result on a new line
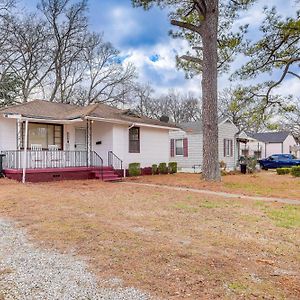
top-left (246, 131), bottom-right (290, 143)
top-left (0, 100), bottom-right (178, 129)
top-left (179, 117), bottom-right (234, 134)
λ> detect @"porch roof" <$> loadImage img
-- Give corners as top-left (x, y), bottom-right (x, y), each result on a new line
top-left (0, 100), bottom-right (179, 130)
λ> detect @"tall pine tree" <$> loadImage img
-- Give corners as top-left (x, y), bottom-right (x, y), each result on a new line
top-left (132, 0), bottom-right (254, 181)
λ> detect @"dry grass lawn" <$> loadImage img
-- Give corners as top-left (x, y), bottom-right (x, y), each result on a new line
top-left (128, 171), bottom-right (300, 200)
top-left (0, 178), bottom-right (299, 299)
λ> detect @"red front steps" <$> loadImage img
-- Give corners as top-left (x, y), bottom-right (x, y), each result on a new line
top-left (91, 167), bottom-right (123, 182)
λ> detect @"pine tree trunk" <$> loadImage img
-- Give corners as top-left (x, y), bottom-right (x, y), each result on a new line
top-left (201, 0), bottom-right (220, 181)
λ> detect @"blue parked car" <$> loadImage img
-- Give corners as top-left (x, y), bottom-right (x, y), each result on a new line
top-left (259, 154), bottom-right (300, 170)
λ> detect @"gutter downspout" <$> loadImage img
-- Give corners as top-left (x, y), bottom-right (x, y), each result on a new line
top-left (22, 120), bottom-right (29, 184)
top-left (128, 123), bottom-right (135, 130)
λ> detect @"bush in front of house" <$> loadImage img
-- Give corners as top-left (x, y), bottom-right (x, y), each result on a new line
top-left (276, 168), bottom-right (291, 175)
top-left (219, 160), bottom-right (227, 171)
top-left (141, 167), bottom-right (152, 175)
top-left (158, 162), bottom-right (168, 174)
top-left (247, 157), bottom-right (258, 173)
top-left (291, 166), bottom-right (300, 177)
top-left (128, 163), bottom-right (141, 177)
top-left (152, 164), bottom-right (158, 175)
top-left (168, 162), bottom-right (177, 174)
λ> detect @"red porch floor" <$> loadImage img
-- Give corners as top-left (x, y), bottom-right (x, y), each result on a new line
top-left (4, 166), bottom-right (122, 183)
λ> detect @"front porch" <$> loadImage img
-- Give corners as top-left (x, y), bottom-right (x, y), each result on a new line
top-left (1, 150), bottom-right (123, 182)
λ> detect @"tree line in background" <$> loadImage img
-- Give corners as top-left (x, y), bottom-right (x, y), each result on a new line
top-left (130, 84), bottom-right (201, 123)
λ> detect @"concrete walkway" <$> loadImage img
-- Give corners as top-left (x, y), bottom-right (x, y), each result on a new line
top-left (123, 182), bottom-right (300, 205)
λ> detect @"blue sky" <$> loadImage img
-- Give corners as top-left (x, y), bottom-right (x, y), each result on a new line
top-left (20, 0), bottom-right (300, 97)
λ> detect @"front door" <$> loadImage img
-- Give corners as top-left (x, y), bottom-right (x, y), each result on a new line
top-left (75, 128), bottom-right (87, 151)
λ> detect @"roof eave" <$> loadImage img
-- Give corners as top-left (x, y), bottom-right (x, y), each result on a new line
top-left (86, 116), bottom-right (179, 130)
top-left (2, 113), bottom-right (83, 124)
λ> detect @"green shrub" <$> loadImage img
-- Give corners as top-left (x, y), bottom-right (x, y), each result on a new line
top-left (168, 162), bottom-right (177, 174)
top-left (221, 170), bottom-right (227, 176)
top-left (246, 157), bottom-right (258, 173)
top-left (291, 166), bottom-right (300, 177)
top-left (128, 162), bottom-right (141, 177)
top-left (152, 164), bottom-right (158, 175)
top-left (276, 168), bottom-right (291, 175)
top-left (219, 160), bottom-right (227, 171)
top-left (158, 162), bottom-right (168, 174)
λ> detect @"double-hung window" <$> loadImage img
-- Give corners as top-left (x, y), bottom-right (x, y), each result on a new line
top-left (224, 139), bottom-right (233, 157)
top-left (129, 127), bottom-right (140, 153)
top-left (175, 139), bottom-right (184, 156)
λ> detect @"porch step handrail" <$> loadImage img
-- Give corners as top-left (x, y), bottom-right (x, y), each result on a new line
top-left (1, 150), bottom-right (104, 170)
top-left (90, 151), bottom-right (104, 180)
top-left (108, 151), bottom-right (123, 176)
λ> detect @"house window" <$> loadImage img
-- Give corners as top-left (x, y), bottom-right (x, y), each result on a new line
top-left (175, 139), bottom-right (184, 156)
top-left (23, 123), bottom-right (63, 150)
top-left (129, 127), bottom-right (140, 153)
top-left (224, 139), bottom-right (233, 157)
top-left (254, 150), bottom-right (262, 159)
top-left (241, 149), bottom-right (249, 157)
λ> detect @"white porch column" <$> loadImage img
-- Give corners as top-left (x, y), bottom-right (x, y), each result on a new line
top-left (22, 120), bottom-right (29, 184)
top-left (87, 120), bottom-right (92, 166)
top-left (16, 119), bottom-right (23, 150)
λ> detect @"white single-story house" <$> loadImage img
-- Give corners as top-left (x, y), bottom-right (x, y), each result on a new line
top-left (0, 100), bottom-right (178, 182)
top-left (169, 118), bottom-right (239, 172)
top-left (238, 131), bottom-right (299, 159)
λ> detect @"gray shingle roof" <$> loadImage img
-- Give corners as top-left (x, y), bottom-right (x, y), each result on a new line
top-left (179, 117), bottom-right (229, 134)
top-left (0, 100), bottom-right (178, 129)
top-left (246, 131), bottom-right (290, 143)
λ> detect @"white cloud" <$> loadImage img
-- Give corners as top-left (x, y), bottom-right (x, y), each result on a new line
top-left (274, 76), bottom-right (300, 97)
top-left (121, 38), bottom-right (201, 95)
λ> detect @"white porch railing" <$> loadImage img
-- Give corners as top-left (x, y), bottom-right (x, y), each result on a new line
top-left (1, 150), bottom-right (103, 170)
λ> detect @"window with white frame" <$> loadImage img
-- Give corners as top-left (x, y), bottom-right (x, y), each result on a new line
top-left (224, 139), bottom-right (233, 157)
top-left (175, 139), bottom-right (184, 156)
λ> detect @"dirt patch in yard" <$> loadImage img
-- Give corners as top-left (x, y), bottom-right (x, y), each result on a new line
top-left (0, 178), bottom-right (299, 299)
top-left (127, 171), bottom-right (300, 200)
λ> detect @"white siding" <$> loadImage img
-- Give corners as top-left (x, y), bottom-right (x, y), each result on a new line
top-left (63, 121), bottom-right (114, 165)
top-left (169, 120), bottom-right (238, 172)
top-left (243, 134), bottom-right (298, 158)
top-left (283, 135), bottom-right (297, 154)
top-left (64, 121), bottom-right (85, 151)
top-left (92, 122), bottom-right (113, 165)
top-left (169, 130), bottom-right (202, 170)
top-left (218, 121), bottom-right (239, 170)
top-left (0, 117), bottom-right (172, 168)
top-left (112, 124), bottom-right (170, 168)
top-left (0, 117), bottom-right (17, 151)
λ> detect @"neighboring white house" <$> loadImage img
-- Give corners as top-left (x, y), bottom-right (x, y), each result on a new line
top-left (0, 100), bottom-right (179, 170)
top-left (169, 118), bottom-right (239, 172)
top-left (239, 131), bottom-right (299, 159)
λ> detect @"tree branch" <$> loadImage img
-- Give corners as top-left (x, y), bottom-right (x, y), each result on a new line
top-left (170, 19), bottom-right (202, 35)
top-left (180, 55), bottom-right (203, 65)
top-left (288, 71), bottom-right (300, 79)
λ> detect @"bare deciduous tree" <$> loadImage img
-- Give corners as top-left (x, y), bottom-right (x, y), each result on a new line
top-left (2, 15), bottom-right (52, 102)
top-left (74, 33), bottom-right (136, 105)
top-left (38, 0), bottom-right (88, 102)
top-left (131, 86), bottom-right (201, 123)
top-left (0, 0), bottom-right (136, 106)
